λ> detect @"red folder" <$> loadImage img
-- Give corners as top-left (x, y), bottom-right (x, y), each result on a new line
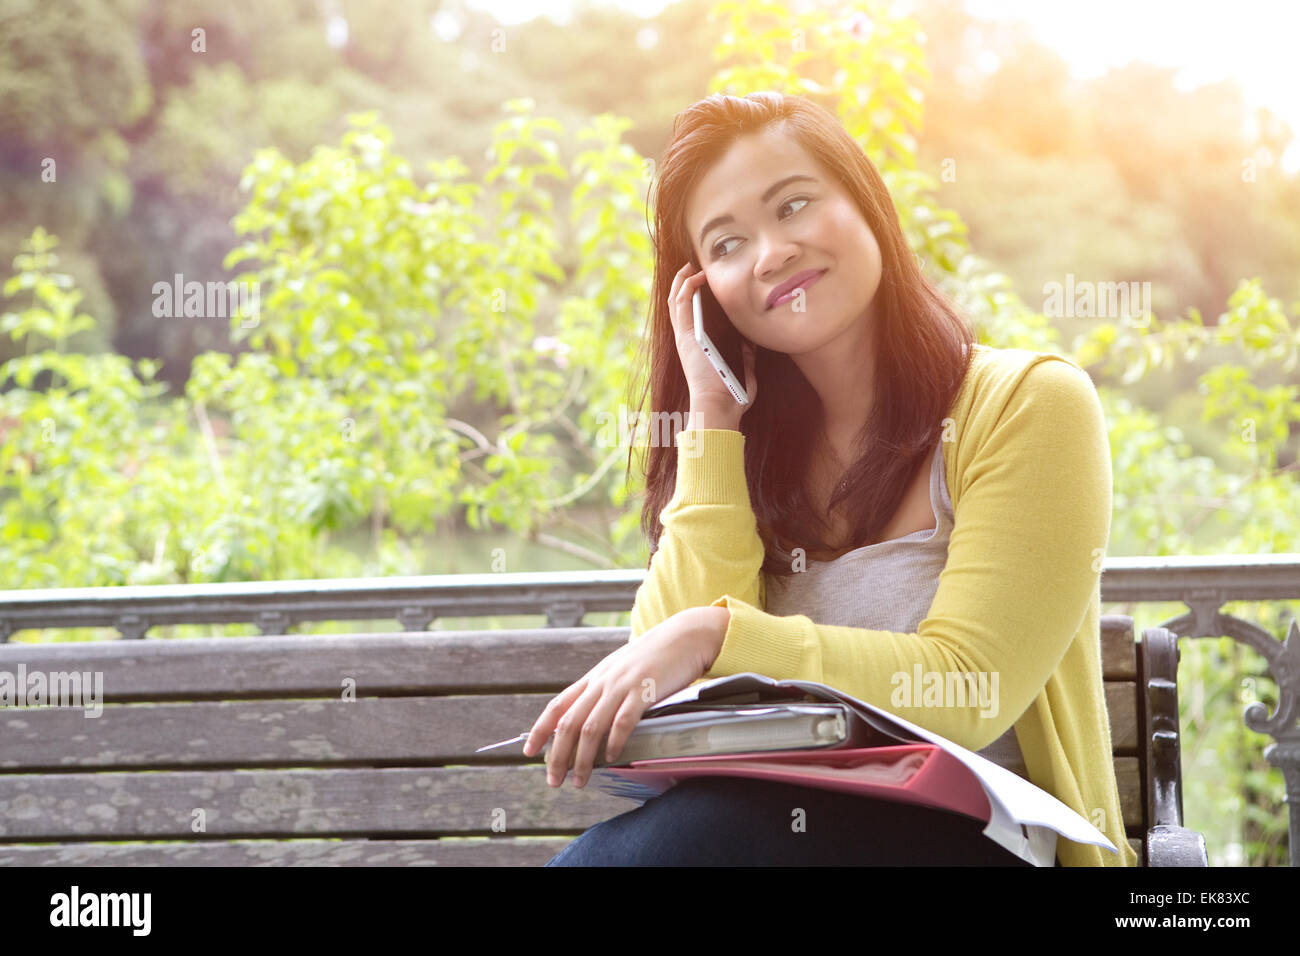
top-left (593, 743), bottom-right (992, 824)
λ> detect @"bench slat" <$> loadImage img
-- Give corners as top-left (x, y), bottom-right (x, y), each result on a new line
top-left (0, 837), bottom-right (571, 866)
top-left (0, 624), bottom-right (1142, 697)
top-left (0, 630), bottom-right (628, 698)
top-left (1115, 757), bottom-right (1140, 828)
top-left (1100, 615), bottom-right (1137, 680)
top-left (0, 835), bottom-right (1146, 867)
top-left (0, 685), bottom-right (1139, 770)
top-left (0, 766), bottom-right (624, 840)
top-left (1103, 682), bottom-right (1137, 752)
top-left (0, 758), bottom-right (1146, 841)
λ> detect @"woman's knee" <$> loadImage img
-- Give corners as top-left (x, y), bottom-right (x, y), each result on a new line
top-left (543, 779), bottom-right (757, 866)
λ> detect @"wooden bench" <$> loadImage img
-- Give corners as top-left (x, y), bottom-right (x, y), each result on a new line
top-left (0, 613), bottom-right (1207, 865)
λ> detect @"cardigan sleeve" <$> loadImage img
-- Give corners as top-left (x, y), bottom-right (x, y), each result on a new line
top-left (628, 428), bottom-right (766, 640)
top-left (703, 358), bottom-right (1112, 752)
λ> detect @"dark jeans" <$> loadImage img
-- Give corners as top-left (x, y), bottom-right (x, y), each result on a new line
top-left (544, 776), bottom-right (1038, 866)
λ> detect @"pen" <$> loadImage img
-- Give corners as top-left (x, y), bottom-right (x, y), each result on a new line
top-left (475, 731), bottom-right (550, 753)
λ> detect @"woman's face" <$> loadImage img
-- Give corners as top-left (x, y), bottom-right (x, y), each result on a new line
top-left (683, 125), bottom-right (884, 358)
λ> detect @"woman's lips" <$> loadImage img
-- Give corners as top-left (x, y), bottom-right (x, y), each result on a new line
top-left (768, 269), bottom-right (827, 309)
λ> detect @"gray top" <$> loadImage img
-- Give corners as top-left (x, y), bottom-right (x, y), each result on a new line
top-left (764, 439), bottom-right (1028, 779)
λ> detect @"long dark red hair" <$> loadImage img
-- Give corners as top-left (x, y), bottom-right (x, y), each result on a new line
top-left (625, 92), bottom-right (975, 579)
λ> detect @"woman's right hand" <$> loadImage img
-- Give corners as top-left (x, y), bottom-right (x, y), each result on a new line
top-left (668, 261), bottom-right (758, 421)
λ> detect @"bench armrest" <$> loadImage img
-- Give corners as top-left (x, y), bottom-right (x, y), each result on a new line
top-left (1142, 626), bottom-right (1188, 828)
top-left (1140, 626), bottom-right (1210, 866)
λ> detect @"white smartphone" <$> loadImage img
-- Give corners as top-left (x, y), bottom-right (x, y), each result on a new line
top-left (692, 286), bottom-right (750, 406)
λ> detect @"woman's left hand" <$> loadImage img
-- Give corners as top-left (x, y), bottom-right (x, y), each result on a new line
top-left (521, 606), bottom-right (726, 788)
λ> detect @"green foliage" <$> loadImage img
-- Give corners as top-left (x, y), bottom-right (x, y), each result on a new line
top-left (0, 229), bottom-right (171, 585)
top-left (2, 98), bottom-right (660, 585)
top-left (134, 61), bottom-right (343, 204)
top-left (0, 0), bottom-right (152, 145)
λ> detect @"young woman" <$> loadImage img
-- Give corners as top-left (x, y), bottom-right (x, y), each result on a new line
top-left (525, 91), bottom-right (1136, 866)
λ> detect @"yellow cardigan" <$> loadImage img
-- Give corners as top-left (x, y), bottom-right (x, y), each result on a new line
top-left (628, 343), bottom-right (1138, 867)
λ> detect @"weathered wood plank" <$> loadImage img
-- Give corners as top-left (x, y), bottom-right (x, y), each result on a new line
top-left (1, 689), bottom-right (1138, 770)
top-left (1116, 757), bottom-right (1141, 828)
top-left (0, 765), bottom-right (625, 840)
top-left (0, 837), bottom-right (573, 866)
top-left (0, 835), bottom-right (1143, 867)
top-left (0, 696), bottom-right (556, 770)
top-left (0, 758), bottom-right (1145, 840)
top-left (3, 624), bottom-right (1139, 693)
top-left (1105, 682), bottom-right (1137, 752)
top-left (1100, 615), bottom-right (1137, 680)
top-left (0, 629), bottom-right (629, 699)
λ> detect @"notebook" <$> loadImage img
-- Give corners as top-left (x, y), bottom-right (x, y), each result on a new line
top-left (587, 699), bottom-right (891, 766)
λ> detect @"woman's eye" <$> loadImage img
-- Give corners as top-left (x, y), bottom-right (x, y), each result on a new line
top-left (782, 196), bottom-right (811, 218)
top-left (710, 196), bottom-right (811, 260)
top-left (711, 237), bottom-right (739, 259)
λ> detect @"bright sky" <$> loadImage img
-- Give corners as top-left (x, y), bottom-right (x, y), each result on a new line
top-left (460, 0), bottom-right (1300, 171)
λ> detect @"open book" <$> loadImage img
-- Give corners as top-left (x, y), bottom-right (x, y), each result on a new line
top-left (587, 672), bottom-right (1120, 867)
